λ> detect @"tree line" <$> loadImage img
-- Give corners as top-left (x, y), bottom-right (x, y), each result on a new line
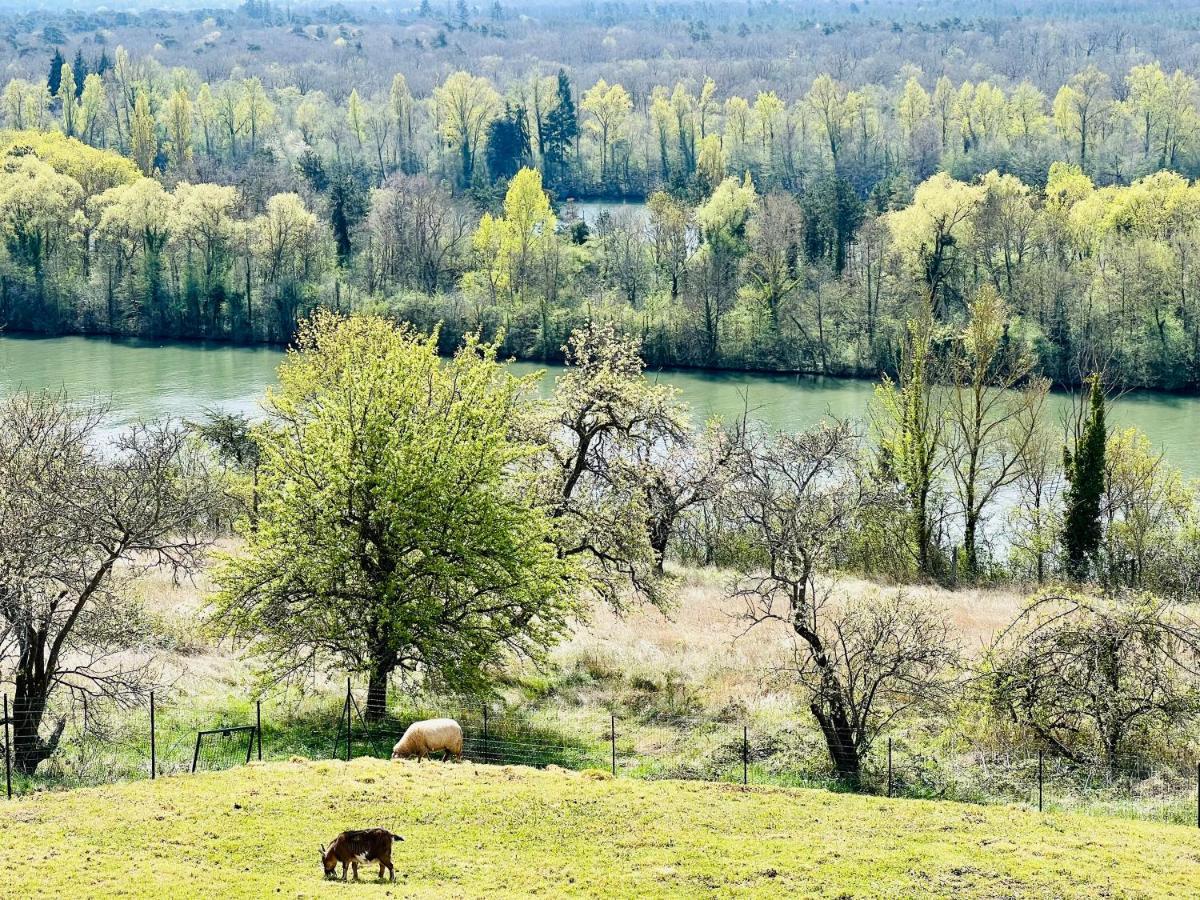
top-left (14, 110), bottom-right (1200, 390)
top-left (31, 48), bottom-right (1200, 195)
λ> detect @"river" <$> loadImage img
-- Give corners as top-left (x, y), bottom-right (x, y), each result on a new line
top-left (3, 334), bottom-right (1200, 478)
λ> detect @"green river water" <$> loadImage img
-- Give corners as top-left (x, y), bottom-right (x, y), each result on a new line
top-left (2, 334), bottom-right (1200, 478)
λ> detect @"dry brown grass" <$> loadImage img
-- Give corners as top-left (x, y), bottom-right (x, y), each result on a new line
top-left (549, 567), bottom-right (1027, 713)
top-left (115, 547), bottom-right (1030, 713)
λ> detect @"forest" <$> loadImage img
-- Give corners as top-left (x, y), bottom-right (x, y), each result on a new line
top-left (7, 1), bottom-right (1200, 389)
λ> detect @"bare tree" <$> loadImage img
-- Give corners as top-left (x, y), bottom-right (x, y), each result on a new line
top-left (363, 174), bottom-right (473, 294)
top-left (726, 421), bottom-right (958, 783)
top-left (746, 191), bottom-right (804, 328)
top-left (945, 286), bottom-right (1050, 576)
top-left (987, 590), bottom-right (1200, 771)
top-left (528, 323), bottom-right (689, 608)
top-left (635, 420), bottom-right (740, 572)
top-left (0, 393), bottom-right (218, 774)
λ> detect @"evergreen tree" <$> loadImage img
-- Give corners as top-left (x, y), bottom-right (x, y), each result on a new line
top-left (803, 174), bottom-right (864, 274)
top-left (326, 161), bottom-right (370, 264)
top-left (486, 103), bottom-right (531, 181)
top-left (47, 49), bottom-right (65, 96)
top-left (1062, 375), bottom-right (1106, 578)
top-left (72, 49), bottom-right (88, 98)
top-left (542, 70), bottom-right (578, 183)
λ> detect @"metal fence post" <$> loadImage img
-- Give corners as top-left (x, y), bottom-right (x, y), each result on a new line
top-left (345, 679), bottom-right (352, 763)
top-left (742, 725), bottom-right (748, 786)
top-left (483, 704), bottom-right (489, 762)
top-left (149, 691), bottom-right (156, 780)
top-left (1037, 749), bottom-right (1044, 812)
top-left (256, 700), bottom-right (262, 762)
top-left (1195, 761), bottom-right (1199, 829)
top-left (887, 738), bottom-right (893, 798)
top-left (4, 694), bottom-right (11, 800)
top-left (610, 715), bottom-right (616, 777)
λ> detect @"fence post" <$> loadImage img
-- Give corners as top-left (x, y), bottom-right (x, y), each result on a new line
top-left (742, 725), bottom-right (748, 786)
top-left (149, 692), bottom-right (156, 780)
top-left (1037, 749), bottom-right (1044, 812)
top-left (610, 715), bottom-right (616, 777)
top-left (345, 679), bottom-right (352, 763)
top-left (4, 694), bottom-right (11, 800)
top-left (191, 731), bottom-right (202, 774)
top-left (887, 738), bottom-right (893, 798)
top-left (483, 704), bottom-right (489, 763)
top-left (1195, 761), bottom-right (1199, 829)
top-left (256, 700), bottom-right (262, 762)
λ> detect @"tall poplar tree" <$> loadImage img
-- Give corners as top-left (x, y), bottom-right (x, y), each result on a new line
top-left (1062, 375), bottom-right (1106, 578)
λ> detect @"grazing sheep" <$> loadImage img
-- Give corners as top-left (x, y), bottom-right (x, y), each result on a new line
top-left (320, 828), bottom-right (403, 881)
top-left (391, 717), bottom-right (463, 762)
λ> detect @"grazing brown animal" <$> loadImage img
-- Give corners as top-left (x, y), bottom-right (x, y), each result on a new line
top-left (319, 828), bottom-right (404, 881)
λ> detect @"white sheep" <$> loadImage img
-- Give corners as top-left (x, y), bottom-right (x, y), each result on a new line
top-left (391, 718), bottom-right (464, 762)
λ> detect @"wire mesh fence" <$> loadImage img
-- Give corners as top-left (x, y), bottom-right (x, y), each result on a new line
top-left (3, 686), bottom-right (1199, 829)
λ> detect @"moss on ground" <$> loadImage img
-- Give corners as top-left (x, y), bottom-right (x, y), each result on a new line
top-left (2, 757), bottom-right (1197, 898)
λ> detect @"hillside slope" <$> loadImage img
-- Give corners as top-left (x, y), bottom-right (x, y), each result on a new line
top-left (2, 758), bottom-right (1197, 898)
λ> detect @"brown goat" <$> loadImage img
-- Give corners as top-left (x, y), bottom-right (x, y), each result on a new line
top-left (319, 828), bottom-right (404, 881)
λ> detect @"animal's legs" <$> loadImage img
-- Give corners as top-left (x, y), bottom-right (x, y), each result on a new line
top-left (341, 862), bottom-right (348, 881)
top-left (352, 861), bottom-right (359, 881)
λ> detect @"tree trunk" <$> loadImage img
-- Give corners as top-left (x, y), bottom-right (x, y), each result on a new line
top-left (648, 511), bottom-right (674, 573)
top-left (811, 702), bottom-right (861, 786)
top-left (964, 513), bottom-right (978, 577)
top-left (365, 663), bottom-right (390, 723)
top-left (12, 672), bottom-right (63, 776)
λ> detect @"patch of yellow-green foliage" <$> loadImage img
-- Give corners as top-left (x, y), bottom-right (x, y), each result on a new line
top-left (0, 128), bottom-right (140, 194)
top-left (2, 757), bottom-right (1198, 898)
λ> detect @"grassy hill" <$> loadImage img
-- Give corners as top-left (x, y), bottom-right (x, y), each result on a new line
top-left (3, 758), bottom-right (1198, 898)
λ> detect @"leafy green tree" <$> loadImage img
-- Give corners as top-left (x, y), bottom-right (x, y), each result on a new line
top-left (690, 174), bottom-right (756, 364)
top-left (433, 71), bottom-right (500, 185)
top-left (56, 63), bottom-right (76, 137)
top-left (462, 167), bottom-right (558, 351)
top-left (1062, 375), bottom-right (1107, 578)
top-left (1052, 67), bottom-right (1113, 171)
top-left (213, 312), bottom-right (579, 718)
top-left (130, 89), bottom-right (157, 175)
top-left (581, 78), bottom-right (632, 183)
top-left (872, 318), bottom-right (947, 577)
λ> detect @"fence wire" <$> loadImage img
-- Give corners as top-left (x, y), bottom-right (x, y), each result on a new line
top-left (2, 688), bottom-right (1198, 828)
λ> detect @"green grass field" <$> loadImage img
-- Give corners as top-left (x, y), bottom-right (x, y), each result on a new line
top-left (3, 757), bottom-right (1198, 898)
